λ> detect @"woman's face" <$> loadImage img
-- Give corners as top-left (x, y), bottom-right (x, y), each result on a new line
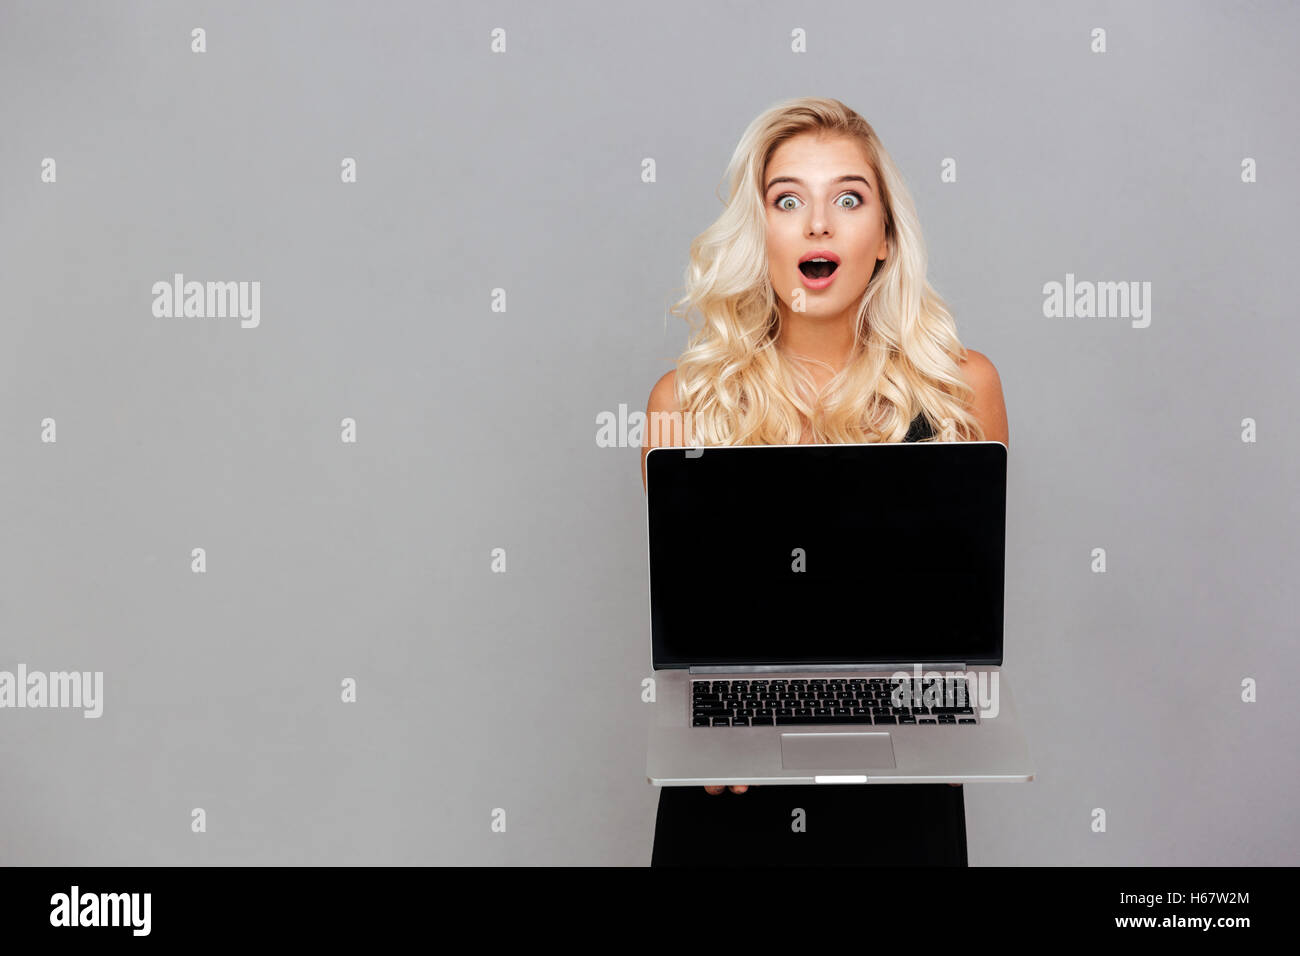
top-left (763, 132), bottom-right (888, 326)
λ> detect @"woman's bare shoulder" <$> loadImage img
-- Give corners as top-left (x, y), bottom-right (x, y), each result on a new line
top-left (642, 369), bottom-right (684, 491)
top-left (957, 349), bottom-right (1009, 446)
top-left (647, 369), bottom-right (679, 413)
top-left (645, 369), bottom-right (687, 446)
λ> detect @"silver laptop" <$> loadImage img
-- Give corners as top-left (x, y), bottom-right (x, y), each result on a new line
top-left (645, 440), bottom-right (1036, 786)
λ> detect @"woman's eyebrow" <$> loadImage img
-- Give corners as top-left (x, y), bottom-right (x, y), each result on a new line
top-left (765, 174), bottom-right (873, 193)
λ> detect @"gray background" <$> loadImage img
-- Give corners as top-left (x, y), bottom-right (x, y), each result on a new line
top-left (1, 0), bottom-right (1296, 865)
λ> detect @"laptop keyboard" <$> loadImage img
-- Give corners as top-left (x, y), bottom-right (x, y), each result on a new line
top-left (691, 677), bottom-right (979, 727)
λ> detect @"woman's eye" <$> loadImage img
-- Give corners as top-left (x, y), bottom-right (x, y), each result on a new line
top-left (773, 191), bottom-right (863, 211)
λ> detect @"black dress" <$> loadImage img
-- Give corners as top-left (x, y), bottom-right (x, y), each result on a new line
top-left (650, 412), bottom-right (968, 866)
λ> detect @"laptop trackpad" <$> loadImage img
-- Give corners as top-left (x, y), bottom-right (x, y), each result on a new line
top-left (780, 732), bottom-right (897, 770)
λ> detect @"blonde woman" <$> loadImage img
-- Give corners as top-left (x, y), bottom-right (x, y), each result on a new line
top-left (641, 97), bottom-right (1007, 865)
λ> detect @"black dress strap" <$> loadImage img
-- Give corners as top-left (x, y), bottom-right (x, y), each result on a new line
top-left (904, 413), bottom-right (935, 442)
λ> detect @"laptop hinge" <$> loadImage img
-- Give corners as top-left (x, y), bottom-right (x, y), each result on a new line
top-left (688, 662), bottom-right (968, 674)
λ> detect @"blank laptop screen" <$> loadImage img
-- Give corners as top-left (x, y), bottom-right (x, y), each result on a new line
top-left (646, 441), bottom-right (1006, 668)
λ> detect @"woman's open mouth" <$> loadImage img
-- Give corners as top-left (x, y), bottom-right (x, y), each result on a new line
top-left (799, 258), bottom-right (839, 289)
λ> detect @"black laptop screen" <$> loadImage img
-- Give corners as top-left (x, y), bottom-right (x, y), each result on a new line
top-left (646, 442), bottom-right (1006, 668)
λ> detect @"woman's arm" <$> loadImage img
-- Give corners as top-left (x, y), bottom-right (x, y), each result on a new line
top-left (641, 369), bottom-right (683, 493)
top-left (958, 349), bottom-right (1009, 448)
top-left (640, 371), bottom-right (749, 795)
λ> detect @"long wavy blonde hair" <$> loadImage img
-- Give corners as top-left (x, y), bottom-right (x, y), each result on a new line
top-left (669, 96), bottom-right (984, 445)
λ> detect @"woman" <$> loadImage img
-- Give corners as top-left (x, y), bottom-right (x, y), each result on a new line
top-left (640, 97), bottom-right (1008, 865)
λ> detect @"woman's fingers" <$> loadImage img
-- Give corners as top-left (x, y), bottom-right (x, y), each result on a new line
top-left (703, 785), bottom-right (753, 794)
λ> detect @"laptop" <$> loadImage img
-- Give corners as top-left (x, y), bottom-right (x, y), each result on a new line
top-left (644, 439), bottom-right (1036, 786)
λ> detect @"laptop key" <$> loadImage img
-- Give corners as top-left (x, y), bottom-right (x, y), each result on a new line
top-left (693, 718), bottom-right (711, 726)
